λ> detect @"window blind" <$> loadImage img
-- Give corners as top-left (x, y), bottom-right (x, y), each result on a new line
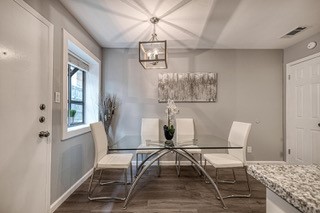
top-left (68, 52), bottom-right (89, 71)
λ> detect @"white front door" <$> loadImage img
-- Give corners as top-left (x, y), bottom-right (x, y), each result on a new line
top-left (286, 54), bottom-right (320, 165)
top-left (0, 0), bottom-right (52, 212)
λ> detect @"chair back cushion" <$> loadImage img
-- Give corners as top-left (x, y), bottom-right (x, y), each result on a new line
top-left (228, 121), bottom-right (252, 163)
top-left (90, 122), bottom-right (108, 166)
top-left (176, 118), bottom-right (194, 143)
top-left (141, 118), bottom-right (159, 144)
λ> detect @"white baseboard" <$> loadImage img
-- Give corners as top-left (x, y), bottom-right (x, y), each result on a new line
top-left (50, 168), bottom-right (93, 213)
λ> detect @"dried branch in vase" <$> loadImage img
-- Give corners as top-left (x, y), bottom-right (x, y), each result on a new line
top-left (100, 94), bottom-right (118, 132)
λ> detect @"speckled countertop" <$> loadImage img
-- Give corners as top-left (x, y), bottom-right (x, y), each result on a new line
top-left (248, 164), bottom-right (320, 213)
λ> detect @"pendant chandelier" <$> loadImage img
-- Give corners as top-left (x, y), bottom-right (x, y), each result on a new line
top-left (139, 17), bottom-right (168, 69)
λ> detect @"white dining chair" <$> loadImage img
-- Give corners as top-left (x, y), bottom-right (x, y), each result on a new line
top-left (175, 118), bottom-right (202, 176)
top-left (203, 121), bottom-right (252, 199)
top-left (88, 122), bottom-right (133, 201)
top-left (136, 118), bottom-right (161, 176)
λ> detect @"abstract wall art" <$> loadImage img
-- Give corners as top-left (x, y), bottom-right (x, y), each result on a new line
top-left (158, 72), bottom-right (217, 102)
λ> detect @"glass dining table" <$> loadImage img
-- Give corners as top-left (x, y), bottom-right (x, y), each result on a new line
top-left (109, 135), bottom-right (243, 210)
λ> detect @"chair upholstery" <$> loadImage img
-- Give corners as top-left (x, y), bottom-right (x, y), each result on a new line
top-left (136, 118), bottom-right (161, 176)
top-left (98, 154), bottom-right (134, 169)
top-left (90, 122), bottom-right (133, 169)
top-left (176, 118), bottom-right (194, 142)
top-left (203, 121), bottom-right (252, 167)
top-left (227, 121), bottom-right (251, 163)
top-left (203, 153), bottom-right (243, 168)
top-left (176, 118), bottom-right (201, 154)
top-left (203, 121), bottom-right (252, 199)
top-left (88, 122), bottom-right (133, 201)
top-left (141, 118), bottom-right (159, 142)
top-left (90, 122), bottom-right (109, 167)
top-left (175, 118), bottom-right (202, 177)
top-left (137, 118), bottom-right (159, 152)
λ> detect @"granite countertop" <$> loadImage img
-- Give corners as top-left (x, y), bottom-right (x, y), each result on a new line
top-left (248, 164), bottom-right (320, 213)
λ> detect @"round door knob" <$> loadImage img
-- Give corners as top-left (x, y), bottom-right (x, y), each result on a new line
top-left (39, 131), bottom-right (50, 138)
top-left (318, 123), bottom-right (320, 127)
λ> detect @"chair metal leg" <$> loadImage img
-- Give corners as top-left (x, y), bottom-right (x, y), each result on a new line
top-left (88, 168), bottom-right (96, 196)
top-left (216, 168), bottom-right (219, 186)
top-left (175, 153), bottom-right (181, 177)
top-left (217, 166), bottom-right (252, 199)
top-left (135, 153), bottom-right (139, 175)
top-left (130, 162), bottom-right (133, 183)
top-left (136, 149), bottom-right (164, 176)
top-left (157, 159), bottom-right (161, 177)
top-left (245, 166), bottom-right (252, 196)
top-left (88, 167), bottom-right (128, 201)
top-left (175, 152), bottom-right (178, 165)
top-left (98, 169), bottom-right (103, 185)
top-left (139, 153), bottom-right (161, 177)
top-left (217, 168), bottom-right (236, 184)
top-left (124, 169), bottom-right (128, 197)
top-left (204, 159), bottom-right (209, 184)
top-left (180, 149), bottom-right (202, 176)
top-left (176, 150), bottom-right (202, 177)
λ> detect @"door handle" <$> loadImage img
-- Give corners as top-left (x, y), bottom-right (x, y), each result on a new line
top-left (318, 123), bottom-right (320, 127)
top-left (39, 131), bottom-right (50, 138)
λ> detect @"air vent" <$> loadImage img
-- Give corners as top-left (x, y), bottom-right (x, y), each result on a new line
top-left (281, 26), bottom-right (307, 38)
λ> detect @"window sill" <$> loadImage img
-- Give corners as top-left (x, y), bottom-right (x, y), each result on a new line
top-left (62, 124), bottom-right (90, 140)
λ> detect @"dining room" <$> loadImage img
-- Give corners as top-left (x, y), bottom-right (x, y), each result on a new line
top-left (0, 0), bottom-right (319, 213)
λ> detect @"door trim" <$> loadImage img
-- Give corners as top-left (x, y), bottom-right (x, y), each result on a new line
top-left (285, 52), bottom-right (320, 163)
top-left (14, 0), bottom-right (54, 212)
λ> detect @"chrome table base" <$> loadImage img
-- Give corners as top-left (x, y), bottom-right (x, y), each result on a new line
top-left (123, 148), bottom-right (227, 209)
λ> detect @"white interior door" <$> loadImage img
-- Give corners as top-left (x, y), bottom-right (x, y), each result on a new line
top-left (286, 54), bottom-right (320, 165)
top-left (0, 0), bottom-right (53, 212)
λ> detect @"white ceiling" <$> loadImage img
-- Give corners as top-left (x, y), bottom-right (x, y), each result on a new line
top-left (60, 0), bottom-right (320, 49)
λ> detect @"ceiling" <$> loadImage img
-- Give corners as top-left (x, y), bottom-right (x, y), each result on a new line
top-left (60, 0), bottom-right (320, 49)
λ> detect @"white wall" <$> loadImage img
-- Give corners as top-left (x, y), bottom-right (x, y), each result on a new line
top-left (24, 0), bottom-right (102, 204)
top-left (102, 48), bottom-right (284, 161)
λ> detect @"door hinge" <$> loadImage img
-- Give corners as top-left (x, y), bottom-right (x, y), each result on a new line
top-left (288, 149), bottom-right (291, 154)
top-left (288, 75), bottom-right (291, 80)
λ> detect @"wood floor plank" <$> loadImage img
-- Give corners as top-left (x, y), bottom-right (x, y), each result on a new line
top-left (55, 166), bottom-right (266, 213)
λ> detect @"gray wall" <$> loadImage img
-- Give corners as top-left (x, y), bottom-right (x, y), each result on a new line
top-left (284, 32), bottom-right (320, 64)
top-left (24, 0), bottom-right (101, 204)
top-left (103, 48), bottom-right (284, 161)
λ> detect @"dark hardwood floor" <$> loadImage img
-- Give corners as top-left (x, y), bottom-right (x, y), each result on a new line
top-left (55, 166), bottom-right (266, 213)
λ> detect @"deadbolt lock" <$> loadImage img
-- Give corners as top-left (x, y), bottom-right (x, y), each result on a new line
top-left (39, 116), bottom-right (45, 123)
top-left (39, 104), bottom-right (46, 110)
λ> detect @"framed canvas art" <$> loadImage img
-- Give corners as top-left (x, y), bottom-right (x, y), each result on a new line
top-left (158, 72), bottom-right (217, 102)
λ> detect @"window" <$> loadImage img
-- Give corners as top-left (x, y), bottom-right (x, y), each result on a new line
top-left (68, 64), bottom-right (86, 126)
top-left (62, 29), bottom-right (101, 140)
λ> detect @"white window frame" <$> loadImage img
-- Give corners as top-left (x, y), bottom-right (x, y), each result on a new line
top-left (62, 29), bottom-right (101, 140)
